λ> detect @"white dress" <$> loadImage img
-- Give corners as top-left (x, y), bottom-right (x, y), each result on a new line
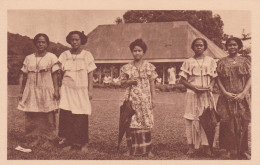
top-left (58, 50), bottom-right (97, 115)
top-left (168, 67), bottom-right (176, 84)
top-left (17, 52), bottom-right (59, 112)
top-left (179, 55), bottom-right (217, 149)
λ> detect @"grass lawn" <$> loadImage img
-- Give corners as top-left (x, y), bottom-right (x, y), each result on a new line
top-left (7, 85), bottom-right (250, 160)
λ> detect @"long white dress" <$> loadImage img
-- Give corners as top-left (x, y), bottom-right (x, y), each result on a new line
top-left (179, 55), bottom-right (217, 149)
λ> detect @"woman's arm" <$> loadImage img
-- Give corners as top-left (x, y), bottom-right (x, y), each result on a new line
top-left (149, 78), bottom-right (156, 108)
top-left (217, 77), bottom-right (236, 99)
top-left (234, 76), bottom-right (251, 101)
top-left (121, 79), bottom-right (138, 88)
top-left (18, 72), bottom-right (27, 100)
top-left (179, 76), bottom-right (201, 93)
top-left (120, 66), bottom-right (137, 88)
top-left (208, 78), bottom-right (216, 92)
top-left (52, 70), bottom-right (60, 100)
top-left (88, 71), bottom-right (94, 100)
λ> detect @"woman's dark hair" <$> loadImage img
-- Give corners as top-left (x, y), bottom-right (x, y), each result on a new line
top-left (33, 33), bottom-right (50, 46)
top-left (191, 38), bottom-right (208, 50)
top-left (66, 31), bottom-right (88, 45)
top-left (129, 39), bottom-right (147, 53)
top-left (225, 37), bottom-right (243, 50)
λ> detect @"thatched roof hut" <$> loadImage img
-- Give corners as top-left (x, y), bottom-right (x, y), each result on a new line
top-left (84, 21), bottom-right (227, 84)
top-left (84, 21), bottom-right (227, 64)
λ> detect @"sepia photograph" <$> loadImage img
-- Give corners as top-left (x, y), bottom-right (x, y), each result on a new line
top-left (2, 0), bottom-right (258, 163)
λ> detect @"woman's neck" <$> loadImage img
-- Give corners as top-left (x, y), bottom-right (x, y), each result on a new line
top-left (229, 53), bottom-right (238, 58)
top-left (70, 47), bottom-right (82, 54)
top-left (194, 53), bottom-right (205, 59)
top-left (35, 50), bottom-right (47, 57)
top-left (133, 59), bottom-right (144, 67)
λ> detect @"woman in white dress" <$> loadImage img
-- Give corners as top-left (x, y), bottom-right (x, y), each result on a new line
top-left (17, 33), bottom-right (60, 149)
top-left (179, 38), bottom-right (217, 156)
top-left (58, 31), bottom-right (96, 152)
top-left (167, 66), bottom-right (176, 85)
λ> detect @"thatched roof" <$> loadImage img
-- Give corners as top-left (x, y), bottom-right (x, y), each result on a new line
top-left (84, 21), bottom-right (227, 63)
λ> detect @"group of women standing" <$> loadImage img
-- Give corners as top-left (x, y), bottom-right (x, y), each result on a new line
top-left (17, 31), bottom-right (96, 152)
top-left (17, 30), bottom-right (250, 159)
top-left (179, 37), bottom-right (251, 159)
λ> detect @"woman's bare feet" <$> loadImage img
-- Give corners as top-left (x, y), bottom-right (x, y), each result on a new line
top-left (187, 148), bottom-right (195, 155)
top-left (62, 145), bottom-right (72, 152)
top-left (186, 145), bottom-right (195, 155)
top-left (81, 143), bottom-right (89, 153)
top-left (243, 152), bottom-right (251, 160)
top-left (147, 152), bottom-right (155, 158)
top-left (222, 150), bottom-right (231, 159)
top-left (202, 145), bottom-right (212, 156)
top-left (123, 150), bottom-right (131, 156)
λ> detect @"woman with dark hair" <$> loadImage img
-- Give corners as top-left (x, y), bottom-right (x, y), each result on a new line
top-left (17, 33), bottom-right (59, 150)
top-left (58, 31), bottom-right (96, 152)
top-left (120, 39), bottom-right (158, 157)
top-left (216, 37), bottom-right (251, 159)
top-left (179, 38), bottom-right (217, 156)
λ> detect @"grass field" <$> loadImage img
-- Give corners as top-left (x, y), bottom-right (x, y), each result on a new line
top-left (7, 85), bottom-right (250, 160)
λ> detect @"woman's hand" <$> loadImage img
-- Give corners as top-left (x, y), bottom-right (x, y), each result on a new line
top-left (121, 79), bottom-right (138, 88)
top-left (194, 86), bottom-right (209, 94)
top-left (206, 85), bottom-right (214, 92)
top-left (151, 99), bottom-right (155, 109)
top-left (88, 91), bottom-right (93, 100)
top-left (18, 92), bottom-right (23, 101)
top-left (53, 90), bottom-right (60, 100)
top-left (128, 79), bottom-right (138, 86)
top-left (224, 91), bottom-right (236, 100)
top-left (234, 92), bottom-right (246, 102)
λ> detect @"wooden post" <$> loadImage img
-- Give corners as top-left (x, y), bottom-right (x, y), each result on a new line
top-left (119, 64), bottom-right (122, 76)
top-left (99, 65), bottom-right (102, 84)
top-left (162, 65), bottom-right (165, 85)
top-left (110, 65), bottom-right (114, 79)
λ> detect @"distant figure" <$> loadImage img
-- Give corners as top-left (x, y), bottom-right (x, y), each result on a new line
top-left (112, 76), bottom-right (120, 84)
top-left (156, 77), bottom-right (162, 84)
top-left (167, 66), bottom-right (176, 85)
top-left (58, 31), bottom-right (97, 152)
top-left (17, 33), bottom-right (59, 150)
top-left (103, 74), bottom-right (112, 85)
top-left (93, 76), bottom-right (99, 83)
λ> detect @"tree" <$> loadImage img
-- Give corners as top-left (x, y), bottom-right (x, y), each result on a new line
top-left (241, 29), bottom-right (251, 40)
top-left (114, 17), bottom-right (123, 24)
top-left (240, 29), bottom-right (251, 57)
top-left (222, 29), bottom-right (251, 57)
top-left (7, 32), bottom-right (70, 85)
top-left (122, 10), bottom-right (224, 47)
top-left (22, 43), bottom-right (36, 55)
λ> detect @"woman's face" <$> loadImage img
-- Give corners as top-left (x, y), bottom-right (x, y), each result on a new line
top-left (193, 40), bottom-right (205, 55)
top-left (70, 34), bottom-right (81, 49)
top-left (36, 36), bottom-right (48, 52)
top-left (227, 40), bottom-right (239, 55)
top-left (132, 46), bottom-right (144, 61)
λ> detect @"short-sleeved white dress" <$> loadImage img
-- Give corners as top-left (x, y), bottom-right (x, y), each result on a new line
top-left (58, 50), bottom-right (96, 146)
top-left (179, 55), bottom-right (217, 149)
top-left (18, 52), bottom-right (59, 112)
top-left (58, 50), bottom-right (97, 114)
